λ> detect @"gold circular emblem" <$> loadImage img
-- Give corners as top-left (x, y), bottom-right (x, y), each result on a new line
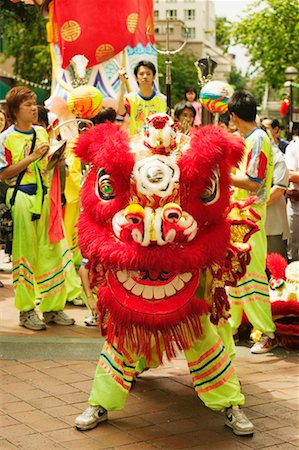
top-left (61, 20), bottom-right (81, 42)
top-left (95, 44), bottom-right (115, 62)
top-left (126, 13), bottom-right (139, 34)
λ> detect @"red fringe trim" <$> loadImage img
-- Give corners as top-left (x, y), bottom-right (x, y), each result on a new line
top-left (97, 286), bottom-right (209, 363)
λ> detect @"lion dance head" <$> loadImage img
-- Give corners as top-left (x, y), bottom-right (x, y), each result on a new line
top-left (76, 114), bottom-right (246, 361)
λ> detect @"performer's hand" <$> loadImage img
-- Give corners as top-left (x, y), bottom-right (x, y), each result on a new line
top-left (118, 67), bottom-right (128, 83)
top-left (57, 155), bottom-right (66, 167)
top-left (30, 142), bottom-right (50, 161)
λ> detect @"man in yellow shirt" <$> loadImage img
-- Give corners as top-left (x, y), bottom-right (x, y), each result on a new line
top-left (117, 60), bottom-right (166, 135)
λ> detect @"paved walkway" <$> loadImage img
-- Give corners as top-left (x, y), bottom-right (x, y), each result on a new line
top-left (0, 261), bottom-right (298, 449)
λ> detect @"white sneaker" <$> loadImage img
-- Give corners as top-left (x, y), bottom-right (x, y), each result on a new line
top-left (250, 334), bottom-right (278, 354)
top-left (84, 314), bottom-right (98, 326)
top-left (225, 406), bottom-right (254, 436)
top-left (43, 310), bottom-right (75, 326)
top-left (19, 310), bottom-right (47, 331)
top-left (75, 405), bottom-right (107, 431)
top-left (72, 297), bottom-right (85, 306)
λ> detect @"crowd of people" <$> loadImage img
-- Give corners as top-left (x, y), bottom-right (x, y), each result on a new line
top-left (0, 60), bottom-right (298, 437)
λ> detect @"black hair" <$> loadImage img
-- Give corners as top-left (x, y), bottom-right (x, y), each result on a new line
top-left (37, 104), bottom-right (49, 128)
top-left (219, 111), bottom-right (230, 127)
top-left (174, 101), bottom-right (196, 120)
top-left (133, 60), bottom-right (156, 77)
top-left (93, 107), bottom-right (117, 125)
top-left (228, 90), bottom-right (257, 122)
top-left (184, 86), bottom-right (198, 101)
top-left (292, 123), bottom-right (299, 136)
top-left (270, 118), bottom-right (281, 130)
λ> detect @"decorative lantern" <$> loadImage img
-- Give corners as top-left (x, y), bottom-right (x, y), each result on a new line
top-left (67, 85), bottom-right (102, 119)
top-left (200, 81), bottom-right (234, 114)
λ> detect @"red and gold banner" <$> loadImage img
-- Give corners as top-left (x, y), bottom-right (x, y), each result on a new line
top-left (51, 0), bottom-right (154, 68)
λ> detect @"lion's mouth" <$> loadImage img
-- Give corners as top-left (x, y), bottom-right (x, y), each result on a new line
top-left (109, 269), bottom-right (196, 301)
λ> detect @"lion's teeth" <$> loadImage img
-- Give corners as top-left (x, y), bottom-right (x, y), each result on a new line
top-left (179, 272), bottom-right (192, 283)
top-left (131, 283), bottom-right (144, 296)
top-left (164, 282), bottom-right (176, 297)
top-left (142, 285), bottom-right (154, 299)
top-left (118, 271), bottom-right (192, 299)
top-left (172, 276), bottom-right (184, 291)
top-left (153, 286), bottom-right (165, 299)
top-left (123, 278), bottom-right (136, 290)
top-left (116, 271), bottom-right (128, 283)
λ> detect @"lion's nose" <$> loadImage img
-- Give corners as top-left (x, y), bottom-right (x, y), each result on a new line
top-left (124, 204), bottom-right (145, 224)
top-left (162, 203), bottom-right (182, 223)
top-left (146, 166), bottom-right (164, 183)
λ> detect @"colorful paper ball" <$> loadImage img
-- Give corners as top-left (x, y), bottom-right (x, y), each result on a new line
top-left (67, 85), bottom-right (102, 119)
top-left (199, 81), bottom-right (234, 114)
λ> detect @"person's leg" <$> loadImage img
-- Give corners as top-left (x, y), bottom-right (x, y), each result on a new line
top-left (34, 196), bottom-right (73, 326)
top-left (60, 238), bottom-right (83, 303)
top-left (10, 191), bottom-right (46, 330)
top-left (287, 200), bottom-right (299, 262)
top-left (11, 192), bottom-right (38, 312)
top-left (216, 319), bottom-right (236, 360)
top-left (185, 315), bottom-right (244, 411)
top-left (76, 340), bottom-right (139, 430)
top-left (63, 201), bottom-right (82, 267)
top-left (185, 315), bottom-right (254, 435)
top-left (231, 226), bottom-right (277, 352)
top-left (226, 295), bottom-right (243, 335)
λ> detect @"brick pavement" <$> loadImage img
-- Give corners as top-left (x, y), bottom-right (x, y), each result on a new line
top-left (1, 260), bottom-right (299, 449)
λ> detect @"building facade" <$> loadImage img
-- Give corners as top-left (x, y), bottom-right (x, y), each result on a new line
top-left (153, 0), bottom-right (233, 80)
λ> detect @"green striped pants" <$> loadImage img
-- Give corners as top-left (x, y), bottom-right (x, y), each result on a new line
top-left (11, 191), bottom-right (67, 313)
top-left (228, 227), bottom-right (276, 336)
top-left (88, 315), bottom-right (244, 412)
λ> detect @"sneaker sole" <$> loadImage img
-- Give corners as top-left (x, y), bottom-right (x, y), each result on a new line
top-left (250, 344), bottom-right (279, 354)
top-left (19, 322), bottom-right (47, 331)
top-left (75, 413), bottom-right (108, 431)
top-left (44, 320), bottom-right (75, 326)
top-left (225, 421), bottom-right (254, 436)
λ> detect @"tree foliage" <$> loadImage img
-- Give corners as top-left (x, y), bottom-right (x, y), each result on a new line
top-left (231, 0), bottom-right (299, 88)
top-left (0, 0), bottom-right (51, 85)
top-left (215, 16), bottom-right (232, 52)
top-left (157, 50), bottom-right (200, 107)
top-left (228, 65), bottom-right (247, 91)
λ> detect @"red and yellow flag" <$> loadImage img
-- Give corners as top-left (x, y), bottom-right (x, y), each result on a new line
top-left (50, 0), bottom-right (154, 68)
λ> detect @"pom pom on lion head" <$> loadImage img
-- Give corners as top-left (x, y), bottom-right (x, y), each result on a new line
top-left (75, 115), bottom-right (245, 361)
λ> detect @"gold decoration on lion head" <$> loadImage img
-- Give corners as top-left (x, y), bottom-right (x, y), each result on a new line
top-left (95, 44), bottom-right (115, 62)
top-left (126, 13), bottom-right (139, 34)
top-left (61, 20), bottom-right (81, 42)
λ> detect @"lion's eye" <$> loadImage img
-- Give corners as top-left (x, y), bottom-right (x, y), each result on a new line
top-left (96, 169), bottom-right (115, 201)
top-left (202, 168), bottom-right (220, 205)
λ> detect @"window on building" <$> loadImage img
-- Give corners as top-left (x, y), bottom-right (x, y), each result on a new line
top-left (169, 26), bottom-right (174, 34)
top-left (187, 27), bottom-right (196, 39)
top-left (154, 27), bottom-right (160, 34)
top-left (154, 10), bottom-right (159, 19)
top-left (184, 9), bottom-right (195, 20)
top-left (166, 9), bottom-right (177, 19)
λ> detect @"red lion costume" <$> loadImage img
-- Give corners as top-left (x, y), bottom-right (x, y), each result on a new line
top-left (76, 114), bottom-right (259, 362)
